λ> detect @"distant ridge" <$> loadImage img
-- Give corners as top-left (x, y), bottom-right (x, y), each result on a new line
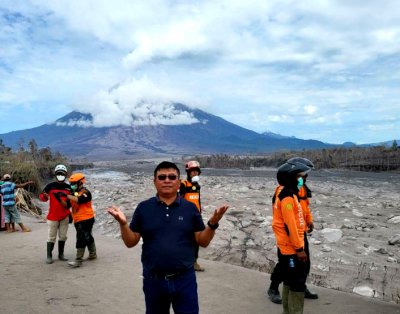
top-left (0, 104), bottom-right (333, 160)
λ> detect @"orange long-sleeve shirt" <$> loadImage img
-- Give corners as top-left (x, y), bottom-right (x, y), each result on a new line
top-left (272, 187), bottom-right (305, 255)
top-left (70, 189), bottom-right (94, 223)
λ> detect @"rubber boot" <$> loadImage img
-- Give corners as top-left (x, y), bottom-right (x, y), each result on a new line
top-left (288, 291), bottom-right (305, 314)
top-left (68, 248), bottom-right (85, 268)
top-left (304, 287), bottom-right (319, 299)
top-left (267, 286), bottom-right (282, 304)
top-left (282, 285), bottom-right (290, 314)
top-left (58, 241), bottom-right (68, 261)
top-left (88, 242), bottom-right (97, 260)
top-left (47, 242), bottom-right (55, 264)
top-left (194, 259), bottom-right (204, 272)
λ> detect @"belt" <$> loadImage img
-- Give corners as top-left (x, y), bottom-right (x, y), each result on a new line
top-left (152, 268), bottom-right (191, 280)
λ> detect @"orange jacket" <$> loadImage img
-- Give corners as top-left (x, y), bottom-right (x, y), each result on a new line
top-left (179, 180), bottom-right (201, 212)
top-left (298, 185), bottom-right (313, 230)
top-left (272, 187), bottom-right (305, 255)
top-left (273, 185), bottom-right (313, 231)
top-left (70, 189), bottom-right (94, 223)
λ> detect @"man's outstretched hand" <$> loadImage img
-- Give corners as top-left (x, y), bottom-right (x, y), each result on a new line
top-left (107, 205), bottom-right (128, 226)
top-left (208, 205), bottom-right (229, 225)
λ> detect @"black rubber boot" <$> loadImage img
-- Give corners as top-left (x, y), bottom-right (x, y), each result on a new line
top-left (46, 242), bottom-right (55, 264)
top-left (58, 241), bottom-right (68, 261)
top-left (305, 287), bottom-right (319, 299)
top-left (267, 287), bottom-right (282, 304)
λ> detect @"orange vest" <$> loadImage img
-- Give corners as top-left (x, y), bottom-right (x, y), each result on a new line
top-left (180, 180), bottom-right (201, 212)
top-left (272, 187), bottom-right (305, 255)
top-left (70, 189), bottom-right (94, 223)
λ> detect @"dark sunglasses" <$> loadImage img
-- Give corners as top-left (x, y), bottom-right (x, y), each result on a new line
top-left (157, 174), bottom-right (178, 181)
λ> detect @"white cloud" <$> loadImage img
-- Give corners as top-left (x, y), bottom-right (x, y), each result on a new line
top-left (70, 77), bottom-right (199, 127)
top-left (1, 0), bottom-right (400, 143)
top-left (304, 105), bottom-right (317, 115)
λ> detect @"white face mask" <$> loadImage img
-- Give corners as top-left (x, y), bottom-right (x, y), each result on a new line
top-left (191, 175), bottom-right (200, 183)
top-left (56, 175), bottom-right (66, 182)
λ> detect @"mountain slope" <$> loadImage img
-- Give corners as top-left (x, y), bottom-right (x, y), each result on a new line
top-left (0, 104), bottom-right (332, 160)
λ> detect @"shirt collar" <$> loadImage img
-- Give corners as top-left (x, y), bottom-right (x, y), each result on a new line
top-left (156, 193), bottom-right (181, 206)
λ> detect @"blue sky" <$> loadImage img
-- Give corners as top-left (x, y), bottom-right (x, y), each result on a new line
top-left (0, 0), bottom-right (399, 145)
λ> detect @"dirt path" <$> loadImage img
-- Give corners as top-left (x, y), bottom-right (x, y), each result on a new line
top-left (0, 214), bottom-right (399, 314)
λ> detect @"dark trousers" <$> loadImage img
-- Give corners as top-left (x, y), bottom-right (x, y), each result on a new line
top-left (303, 232), bottom-right (311, 276)
top-left (270, 248), bottom-right (285, 290)
top-left (280, 253), bottom-right (307, 292)
top-left (74, 217), bottom-right (95, 249)
top-left (270, 233), bottom-right (310, 290)
top-left (143, 267), bottom-right (199, 314)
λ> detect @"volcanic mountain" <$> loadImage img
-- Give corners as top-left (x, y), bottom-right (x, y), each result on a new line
top-left (0, 104), bottom-right (331, 160)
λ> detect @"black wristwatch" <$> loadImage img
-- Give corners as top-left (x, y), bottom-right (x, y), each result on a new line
top-left (207, 221), bottom-right (219, 230)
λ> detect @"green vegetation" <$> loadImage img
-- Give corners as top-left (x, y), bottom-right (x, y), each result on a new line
top-left (191, 145), bottom-right (400, 172)
top-left (0, 138), bottom-right (69, 192)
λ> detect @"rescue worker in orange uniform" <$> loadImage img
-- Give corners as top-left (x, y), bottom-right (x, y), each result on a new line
top-left (180, 160), bottom-right (205, 271)
top-left (287, 157), bottom-right (318, 299)
top-left (268, 157), bottom-right (318, 304)
top-left (272, 161), bottom-right (310, 314)
top-left (62, 173), bottom-right (97, 267)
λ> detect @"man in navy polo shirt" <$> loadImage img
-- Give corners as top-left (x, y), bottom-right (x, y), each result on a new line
top-left (107, 161), bottom-right (229, 314)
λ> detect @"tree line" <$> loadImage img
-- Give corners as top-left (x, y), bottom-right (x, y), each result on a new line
top-left (0, 138), bottom-right (69, 192)
top-left (190, 142), bottom-right (400, 172)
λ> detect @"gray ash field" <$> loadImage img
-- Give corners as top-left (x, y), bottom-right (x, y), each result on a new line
top-left (84, 160), bottom-right (400, 304)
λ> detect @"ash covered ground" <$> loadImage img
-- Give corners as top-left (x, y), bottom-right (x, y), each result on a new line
top-left (79, 159), bottom-right (400, 304)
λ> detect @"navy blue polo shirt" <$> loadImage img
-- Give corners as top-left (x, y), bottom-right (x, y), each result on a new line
top-left (129, 194), bottom-right (205, 273)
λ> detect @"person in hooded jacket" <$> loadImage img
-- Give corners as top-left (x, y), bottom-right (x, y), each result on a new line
top-left (180, 161), bottom-right (204, 271)
top-left (271, 161), bottom-right (310, 314)
top-left (268, 158), bottom-right (318, 303)
top-left (39, 164), bottom-right (72, 264)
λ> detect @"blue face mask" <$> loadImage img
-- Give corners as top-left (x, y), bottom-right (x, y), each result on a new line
top-left (71, 184), bottom-right (78, 191)
top-left (297, 177), bottom-right (304, 189)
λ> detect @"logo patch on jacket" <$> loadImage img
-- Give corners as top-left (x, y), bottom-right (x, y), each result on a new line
top-left (285, 204), bottom-right (293, 210)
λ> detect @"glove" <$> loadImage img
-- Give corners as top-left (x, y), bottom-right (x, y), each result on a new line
top-left (307, 223), bottom-right (314, 233)
top-left (296, 250), bottom-right (308, 262)
top-left (54, 194), bottom-right (61, 202)
top-left (53, 192), bottom-right (67, 202)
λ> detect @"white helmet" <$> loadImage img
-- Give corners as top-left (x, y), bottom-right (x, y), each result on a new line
top-left (54, 164), bottom-right (67, 174)
top-left (185, 161), bottom-right (201, 174)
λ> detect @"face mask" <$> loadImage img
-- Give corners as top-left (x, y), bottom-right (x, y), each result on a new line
top-left (297, 177), bottom-right (304, 189)
top-left (56, 175), bottom-right (66, 182)
top-left (70, 184), bottom-right (78, 191)
top-left (191, 175), bottom-right (200, 183)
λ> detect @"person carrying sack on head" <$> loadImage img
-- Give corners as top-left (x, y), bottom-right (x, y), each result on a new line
top-left (0, 174), bottom-right (34, 233)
